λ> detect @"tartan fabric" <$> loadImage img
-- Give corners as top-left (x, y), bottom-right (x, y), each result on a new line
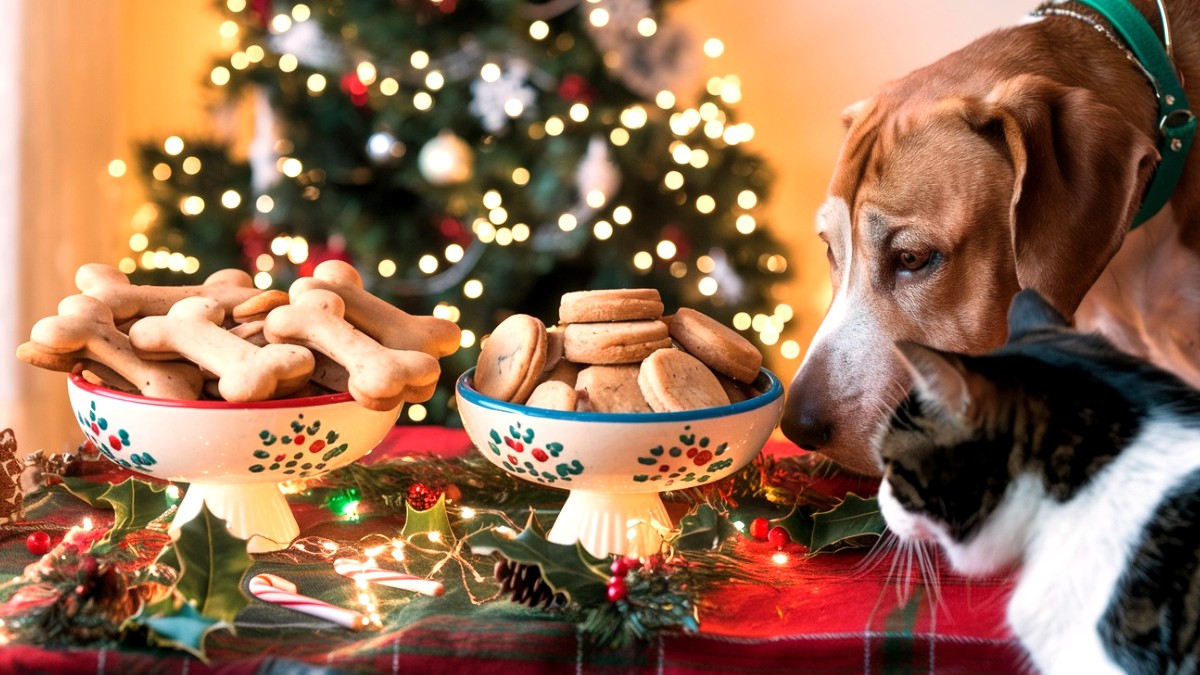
top-left (0, 427), bottom-right (1026, 674)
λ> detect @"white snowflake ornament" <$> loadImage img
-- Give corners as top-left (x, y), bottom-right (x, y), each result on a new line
top-left (469, 60), bottom-right (537, 134)
top-left (576, 136), bottom-right (621, 208)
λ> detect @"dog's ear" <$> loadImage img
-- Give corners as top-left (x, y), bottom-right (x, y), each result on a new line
top-left (841, 97), bottom-right (873, 130)
top-left (1007, 288), bottom-right (1070, 340)
top-left (966, 74), bottom-right (1157, 318)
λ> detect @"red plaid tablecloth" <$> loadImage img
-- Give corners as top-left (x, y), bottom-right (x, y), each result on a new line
top-left (0, 427), bottom-right (1025, 674)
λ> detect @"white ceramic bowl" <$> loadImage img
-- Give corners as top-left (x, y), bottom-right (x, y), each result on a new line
top-left (456, 367), bottom-right (784, 557)
top-left (67, 373), bottom-right (401, 552)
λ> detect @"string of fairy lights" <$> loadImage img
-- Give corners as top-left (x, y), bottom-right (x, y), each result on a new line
top-left (104, 0), bottom-right (805, 367)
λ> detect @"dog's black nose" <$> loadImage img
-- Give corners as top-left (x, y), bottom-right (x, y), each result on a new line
top-left (782, 363), bottom-right (836, 450)
top-left (781, 398), bottom-right (835, 451)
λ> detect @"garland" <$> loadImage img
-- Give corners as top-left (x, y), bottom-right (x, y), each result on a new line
top-left (0, 448), bottom-right (884, 657)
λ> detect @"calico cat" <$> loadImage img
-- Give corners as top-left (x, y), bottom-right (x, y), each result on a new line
top-left (874, 289), bottom-right (1200, 674)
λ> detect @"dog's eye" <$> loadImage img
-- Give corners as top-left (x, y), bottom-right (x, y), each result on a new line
top-left (898, 250), bottom-right (932, 272)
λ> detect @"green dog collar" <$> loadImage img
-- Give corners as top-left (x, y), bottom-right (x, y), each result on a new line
top-left (1074, 0), bottom-right (1195, 228)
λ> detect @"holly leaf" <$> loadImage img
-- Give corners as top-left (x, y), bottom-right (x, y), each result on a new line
top-left (144, 601), bottom-right (229, 662)
top-left (808, 493), bottom-right (886, 554)
top-left (468, 512), bottom-right (609, 605)
top-left (99, 478), bottom-right (171, 543)
top-left (56, 476), bottom-right (112, 507)
top-left (173, 503), bottom-right (253, 623)
top-left (772, 503), bottom-right (814, 548)
top-left (401, 493), bottom-right (454, 545)
top-left (671, 503), bottom-right (738, 551)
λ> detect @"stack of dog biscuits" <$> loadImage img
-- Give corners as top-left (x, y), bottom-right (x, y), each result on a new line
top-left (473, 289), bottom-right (763, 413)
top-left (17, 261), bottom-right (459, 411)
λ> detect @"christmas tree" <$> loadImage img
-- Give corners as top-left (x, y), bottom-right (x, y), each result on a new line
top-left (124, 0), bottom-right (795, 423)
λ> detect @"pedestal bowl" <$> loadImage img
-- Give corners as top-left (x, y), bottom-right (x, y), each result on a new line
top-left (456, 367), bottom-right (784, 558)
top-left (67, 373), bottom-right (401, 553)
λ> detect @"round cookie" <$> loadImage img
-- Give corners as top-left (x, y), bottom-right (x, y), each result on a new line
top-left (559, 289), bottom-right (664, 324)
top-left (637, 348), bottom-right (730, 412)
top-left (668, 308), bottom-right (762, 384)
top-left (474, 314), bottom-right (548, 403)
top-left (575, 364), bottom-right (652, 413)
top-left (562, 320), bottom-right (671, 365)
top-left (525, 380), bottom-right (578, 412)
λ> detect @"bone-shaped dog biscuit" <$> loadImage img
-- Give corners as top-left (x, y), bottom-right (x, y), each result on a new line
top-left (16, 341), bottom-right (138, 392)
top-left (264, 289), bottom-right (440, 411)
top-left (129, 297), bottom-right (315, 402)
top-left (76, 263), bottom-right (262, 322)
top-left (288, 260), bottom-right (461, 358)
top-left (28, 294), bottom-right (204, 400)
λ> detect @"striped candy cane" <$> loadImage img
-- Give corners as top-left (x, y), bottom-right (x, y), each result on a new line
top-left (248, 573), bottom-right (371, 630)
top-left (333, 558), bottom-right (445, 597)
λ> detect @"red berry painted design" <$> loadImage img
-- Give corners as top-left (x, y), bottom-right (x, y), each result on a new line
top-left (532, 448), bottom-right (549, 462)
top-left (294, 435), bottom-right (305, 445)
top-left (108, 435), bottom-right (122, 451)
top-left (693, 450), bottom-right (713, 466)
top-left (686, 447), bottom-right (697, 458)
top-left (310, 440), bottom-right (326, 453)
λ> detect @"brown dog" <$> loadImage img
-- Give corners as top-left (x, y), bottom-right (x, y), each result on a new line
top-left (782, 0), bottom-right (1200, 476)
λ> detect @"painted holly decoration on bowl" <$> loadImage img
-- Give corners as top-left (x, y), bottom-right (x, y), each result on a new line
top-left (456, 367), bottom-right (784, 495)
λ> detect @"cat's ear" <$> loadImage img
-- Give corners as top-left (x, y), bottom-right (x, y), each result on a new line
top-left (1007, 289), bottom-right (1070, 340)
top-left (895, 341), bottom-right (972, 419)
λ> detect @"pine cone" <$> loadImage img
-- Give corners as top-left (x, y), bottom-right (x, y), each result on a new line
top-left (494, 557), bottom-right (561, 609)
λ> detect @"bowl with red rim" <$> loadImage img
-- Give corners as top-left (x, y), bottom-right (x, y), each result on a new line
top-left (455, 367), bottom-right (784, 558)
top-left (67, 373), bottom-right (402, 552)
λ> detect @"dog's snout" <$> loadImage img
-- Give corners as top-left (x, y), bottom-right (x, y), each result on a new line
top-left (781, 396), bottom-right (835, 451)
top-left (782, 363), bottom-right (837, 451)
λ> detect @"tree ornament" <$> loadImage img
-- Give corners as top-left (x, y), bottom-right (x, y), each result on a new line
top-left (469, 59), bottom-right (536, 134)
top-left (418, 131), bottom-right (473, 186)
top-left (767, 526), bottom-right (790, 548)
top-left (494, 557), bottom-right (559, 609)
top-left (748, 517), bottom-right (769, 541)
top-left (26, 531), bottom-right (51, 556)
top-left (0, 429), bottom-right (24, 524)
top-left (557, 73), bottom-right (595, 104)
top-left (340, 72), bottom-right (369, 107)
top-left (576, 136), bottom-right (621, 207)
top-left (366, 130), bottom-right (405, 165)
top-left (405, 482), bottom-right (443, 511)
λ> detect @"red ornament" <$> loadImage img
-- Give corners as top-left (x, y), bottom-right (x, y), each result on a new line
top-left (748, 517), bottom-right (770, 540)
top-left (558, 73), bottom-right (595, 104)
top-left (26, 531), bottom-right (52, 556)
top-left (767, 526), bottom-right (790, 548)
top-left (406, 482), bottom-right (443, 511)
top-left (606, 576), bottom-right (627, 602)
top-left (296, 240), bottom-right (353, 278)
top-left (340, 72), bottom-right (370, 107)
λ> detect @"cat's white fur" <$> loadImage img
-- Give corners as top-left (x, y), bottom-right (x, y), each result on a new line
top-left (879, 415), bottom-right (1200, 674)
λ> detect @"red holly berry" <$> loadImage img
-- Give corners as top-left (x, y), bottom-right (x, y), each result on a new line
top-left (610, 556), bottom-right (637, 577)
top-left (406, 482), bottom-right (444, 511)
top-left (748, 517), bottom-right (770, 540)
top-left (26, 531), bottom-right (51, 556)
top-left (606, 576), bottom-right (627, 602)
top-left (768, 526), bottom-right (791, 548)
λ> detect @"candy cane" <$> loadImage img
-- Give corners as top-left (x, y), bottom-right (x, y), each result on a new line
top-left (333, 558), bottom-right (445, 597)
top-left (248, 573), bottom-right (371, 630)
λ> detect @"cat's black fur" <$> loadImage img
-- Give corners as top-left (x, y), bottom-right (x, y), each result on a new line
top-left (876, 289), bottom-right (1200, 673)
